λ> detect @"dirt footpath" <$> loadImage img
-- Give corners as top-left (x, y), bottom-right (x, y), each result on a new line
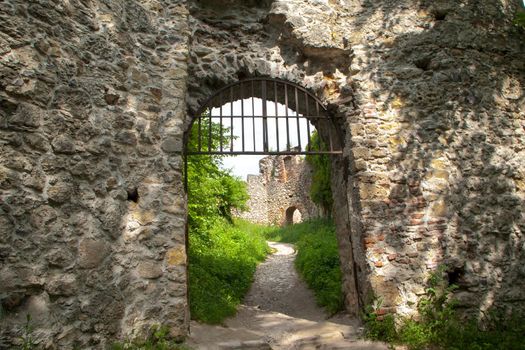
top-left (187, 242), bottom-right (388, 350)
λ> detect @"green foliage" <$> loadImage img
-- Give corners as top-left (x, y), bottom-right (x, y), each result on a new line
top-left (364, 313), bottom-right (397, 343)
top-left (305, 132), bottom-right (333, 216)
top-left (189, 220), bottom-right (270, 324)
top-left (187, 113), bottom-right (269, 324)
top-left (19, 314), bottom-right (35, 350)
top-left (110, 325), bottom-right (191, 350)
top-left (187, 115), bottom-right (249, 230)
top-left (515, 10), bottom-right (525, 29)
top-left (363, 297), bottom-right (397, 343)
top-left (363, 266), bottom-right (525, 350)
top-left (265, 219), bottom-right (344, 314)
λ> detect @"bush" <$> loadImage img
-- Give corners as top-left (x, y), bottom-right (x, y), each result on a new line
top-left (265, 219), bottom-right (344, 314)
top-left (188, 219), bottom-right (270, 324)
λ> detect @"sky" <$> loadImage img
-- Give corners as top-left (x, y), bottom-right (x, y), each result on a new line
top-left (209, 98), bottom-right (315, 180)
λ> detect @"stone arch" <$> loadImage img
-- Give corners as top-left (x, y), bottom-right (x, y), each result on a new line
top-left (284, 206), bottom-right (302, 226)
top-left (185, 1), bottom-right (364, 317)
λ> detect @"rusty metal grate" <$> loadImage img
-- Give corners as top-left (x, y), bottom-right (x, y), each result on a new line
top-left (185, 78), bottom-right (343, 156)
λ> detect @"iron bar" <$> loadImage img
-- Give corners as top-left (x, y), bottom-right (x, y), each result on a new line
top-left (230, 86), bottom-right (234, 152)
top-left (274, 81), bottom-right (279, 152)
top-left (193, 115), bottom-right (339, 119)
top-left (285, 83), bottom-right (290, 151)
top-left (187, 151), bottom-right (342, 156)
top-left (294, 87), bottom-right (301, 151)
top-left (316, 102), bottom-right (321, 151)
top-left (198, 115), bottom-right (202, 152)
top-left (241, 82), bottom-right (245, 152)
top-left (262, 80), bottom-right (268, 153)
top-left (251, 80), bottom-right (255, 152)
top-left (305, 91), bottom-right (311, 151)
top-left (187, 78), bottom-right (342, 158)
top-left (219, 92), bottom-right (223, 152)
top-left (208, 107), bottom-right (212, 152)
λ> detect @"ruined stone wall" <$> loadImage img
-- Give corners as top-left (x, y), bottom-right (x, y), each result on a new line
top-left (0, 0), bottom-right (190, 347)
top-left (340, 0), bottom-right (525, 318)
top-left (239, 174), bottom-right (269, 224)
top-left (188, 0), bottom-right (525, 319)
top-left (237, 154), bottom-right (320, 225)
top-left (1, 0), bottom-right (524, 346)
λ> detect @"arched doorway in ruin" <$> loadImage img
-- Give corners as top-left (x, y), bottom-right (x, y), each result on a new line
top-left (183, 77), bottom-right (361, 317)
top-left (284, 206), bottom-right (302, 226)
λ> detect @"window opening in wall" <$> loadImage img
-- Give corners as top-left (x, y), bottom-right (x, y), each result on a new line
top-left (285, 206), bottom-right (303, 226)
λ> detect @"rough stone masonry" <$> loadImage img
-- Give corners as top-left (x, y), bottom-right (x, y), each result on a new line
top-left (1, 0), bottom-right (524, 348)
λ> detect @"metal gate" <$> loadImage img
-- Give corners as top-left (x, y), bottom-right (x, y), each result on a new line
top-left (185, 78), bottom-right (343, 157)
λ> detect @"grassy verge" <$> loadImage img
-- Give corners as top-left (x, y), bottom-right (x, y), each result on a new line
top-left (364, 266), bottom-right (525, 350)
top-left (188, 219), bottom-right (271, 324)
top-left (265, 219), bottom-right (344, 314)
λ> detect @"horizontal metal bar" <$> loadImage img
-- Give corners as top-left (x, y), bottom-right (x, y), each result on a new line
top-left (186, 151), bottom-right (343, 156)
top-left (193, 115), bottom-right (342, 119)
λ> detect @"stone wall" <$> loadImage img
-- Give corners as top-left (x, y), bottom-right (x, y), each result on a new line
top-left (0, 0), bottom-right (190, 348)
top-left (237, 154), bottom-right (321, 225)
top-left (187, 0), bottom-right (525, 319)
top-left (1, 0), bottom-right (524, 347)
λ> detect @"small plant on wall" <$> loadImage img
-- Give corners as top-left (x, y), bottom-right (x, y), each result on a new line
top-left (363, 265), bottom-right (525, 350)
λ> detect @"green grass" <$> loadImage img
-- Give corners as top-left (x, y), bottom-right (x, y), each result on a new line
top-left (188, 219), bottom-right (270, 324)
top-left (110, 325), bottom-right (192, 350)
top-left (364, 267), bottom-right (525, 350)
top-left (265, 219), bottom-right (344, 314)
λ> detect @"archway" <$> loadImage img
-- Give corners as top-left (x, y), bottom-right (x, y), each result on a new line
top-left (183, 77), bottom-right (360, 319)
top-left (284, 206), bottom-right (302, 226)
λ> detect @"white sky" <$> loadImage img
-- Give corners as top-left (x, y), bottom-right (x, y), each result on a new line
top-left (210, 98), bottom-right (315, 180)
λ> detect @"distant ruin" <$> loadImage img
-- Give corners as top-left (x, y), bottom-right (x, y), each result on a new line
top-left (236, 154), bottom-right (321, 226)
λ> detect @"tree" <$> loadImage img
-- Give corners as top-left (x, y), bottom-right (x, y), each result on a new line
top-left (186, 114), bottom-right (249, 233)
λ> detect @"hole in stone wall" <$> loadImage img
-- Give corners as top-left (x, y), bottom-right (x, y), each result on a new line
top-left (127, 188), bottom-right (139, 203)
top-left (237, 71), bottom-right (248, 80)
top-left (447, 267), bottom-right (464, 286)
top-left (414, 57), bottom-right (431, 71)
top-left (0, 98), bottom-right (18, 117)
top-left (433, 10), bottom-right (447, 21)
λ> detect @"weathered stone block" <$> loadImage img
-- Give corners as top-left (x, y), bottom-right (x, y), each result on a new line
top-left (46, 177), bottom-right (74, 204)
top-left (4, 102), bottom-right (44, 129)
top-left (166, 245), bottom-right (186, 266)
top-left (161, 135), bottom-right (182, 153)
top-left (78, 239), bottom-right (109, 269)
top-left (51, 135), bottom-right (76, 154)
top-left (47, 274), bottom-right (77, 296)
top-left (137, 261), bottom-right (163, 279)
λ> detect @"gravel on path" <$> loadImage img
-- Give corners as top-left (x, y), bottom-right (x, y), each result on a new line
top-left (187, 241), bottom-right (388, 350)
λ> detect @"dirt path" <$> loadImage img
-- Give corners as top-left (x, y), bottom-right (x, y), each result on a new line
top-left (243, 242), bottom-right (325, 321)
top-left (186, 242), bottom-right (388, 350)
